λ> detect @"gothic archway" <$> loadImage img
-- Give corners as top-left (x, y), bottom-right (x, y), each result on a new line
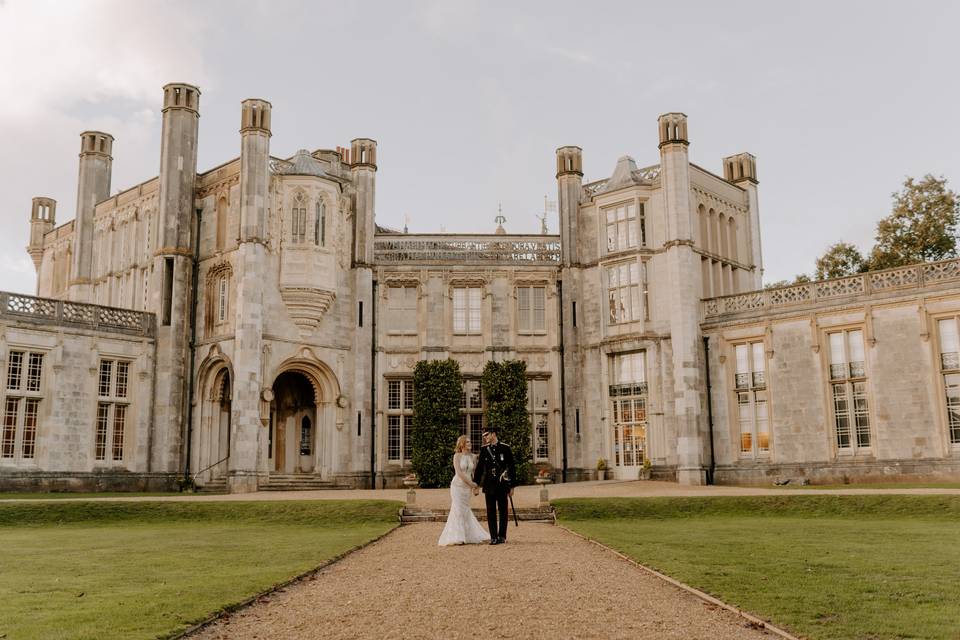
top-left (193, 350), bottom-right (233, 484)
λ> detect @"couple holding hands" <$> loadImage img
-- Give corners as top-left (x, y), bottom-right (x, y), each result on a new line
top-left (437, 426), bottom-right (516, 546)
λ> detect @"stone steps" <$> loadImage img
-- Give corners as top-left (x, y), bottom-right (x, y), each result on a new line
top-left (196, 478), bottom-right (227, 493)
top-left (401, 506), bottom-right (555, 524)
top-left (261, 474), bottom-right (345, 491)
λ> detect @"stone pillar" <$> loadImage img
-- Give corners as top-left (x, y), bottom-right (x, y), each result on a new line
top-left (69, 131), bottom-right (113, 302)
top-left (723, 152), bottom-right (762, 289)
top-left (228, 98), bottom-right (272, 494)
top-left (350, 138), bottom-right (377, 266)
top-left (151, 83), bottom-right (200, 473)
top-left (556, 146), bottom-right (583, 267)
top-left (658, 113), bottom-right (706, 485)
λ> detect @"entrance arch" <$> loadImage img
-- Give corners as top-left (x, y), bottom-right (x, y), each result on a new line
top-left (194, 362), bottom-right (233, 484)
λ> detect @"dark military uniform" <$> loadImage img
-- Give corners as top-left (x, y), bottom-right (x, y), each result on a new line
top-left (472, 439), bottom-right (516, 543)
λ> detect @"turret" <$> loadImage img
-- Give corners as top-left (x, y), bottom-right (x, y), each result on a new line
top-left (28, 197), bottom-right (56, 273)
top-left (150, 82), bottom-right (200, 474)
top-left (657, 112), bottom-right (706, 485)
top-left (69, 131), bottom-right (113, 301)
top-left (555, 146), bottom-right (583, 266)
top-left (228, 98), bottom-right (273, 493)
top-left (723, 152), bottom-right (762, 287)
top-left (350, 138), bottom-right (377, 265)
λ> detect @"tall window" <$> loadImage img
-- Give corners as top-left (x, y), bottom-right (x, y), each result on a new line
top-left (386, 379), bottom-right (414, 462)
top-left (217, 275), bottom-right (228, 323)
top-left (2, 350), bottom-right (43, 461)
top-left (387, 286), bottom-right (417, 333)
top-left (315, 200), bottom-right (325, 246)
top-left (828, 329), bottom-right (871, 452)
top-left (95, 359), bottom-right (130, 463)
top-left (609, 352), bottom-right (647, 467)
top-left (734, 342), bottom-right (769, 457)
top-left (607, 262), bottom-right (642, 324)
top-left (517, 286), bottom-right (546, 332)
top-left (604, 202), bottom-right (644, 253)
top-left (460, 380), bottom-right (484, 452)
top-left (936, 318), bottom-right (960, 446)
top-left (216, 196), bottom-right (228, 250)
top-left (291, 193), bottom-right (307, 243)
top-left (453, 287), bottom-right (481, 334)
top-left (528, 379), bottom-right (549, 461)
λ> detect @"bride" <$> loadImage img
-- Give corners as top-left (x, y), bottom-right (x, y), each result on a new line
top-left (438, 435), bottom-right (490, 546)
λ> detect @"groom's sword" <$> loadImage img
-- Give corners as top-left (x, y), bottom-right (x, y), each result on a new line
top-left (501, 470), bottom-right (519, 527)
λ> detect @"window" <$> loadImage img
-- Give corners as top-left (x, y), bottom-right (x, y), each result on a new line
top-left (386, 379), bottom-right (414, 462)
top-left (828, 329), bottom-right (871, 452)
top-left (291, 193), bottom-right (307, 243)
top-left (936, 318), bottom-right (960, 446)
top-left (95, 359), bottom-right (130, 463)
top-left (387, 286), bottom-right (417, 333)
top-left (453, 287), bottom-right (481, 334)
top-left (517, 286), bottom-right (546, 332)
top-left (216, 196), bottom-right (228, 250)
top-left (2, 350), bottom-right (43, 461)
top-left (734, 342), bottom-right (769, 457)
top-left (460, 380), bottom-right (484, 452)
top-left (605, 202), bottom-right (644, 253)
top-left (528, 379), bottom-right (549, 461)
top-left (607, 261), bottom-right (642, 324)
top-left (315, 200), bottom-right (325, 246)
top-left (217, 275), bottom-right (228, 323)
top-left (609, 352), bottom-right (647, 467)
top-left (299, 416), bottom-right (312, 455)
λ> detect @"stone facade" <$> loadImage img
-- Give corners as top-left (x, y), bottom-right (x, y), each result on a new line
top-left (4, 82), bottom-right (959, 492)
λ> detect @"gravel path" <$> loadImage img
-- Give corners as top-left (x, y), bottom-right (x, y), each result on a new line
top-left (190, 523), bottom-right (774, 640)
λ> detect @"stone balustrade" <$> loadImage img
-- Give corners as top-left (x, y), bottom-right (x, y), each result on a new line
top-left (703, 257), bottom-right (960, 320)
top-left (374, 234), bottom-right (561, 266)
top-left (0, 291), bottom-right (156, 337)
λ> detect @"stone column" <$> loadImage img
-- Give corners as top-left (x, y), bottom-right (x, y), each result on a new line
top-left (723, 153), bottom-right (762, 289)
top-left (70, 132), bottom-right (113, 302)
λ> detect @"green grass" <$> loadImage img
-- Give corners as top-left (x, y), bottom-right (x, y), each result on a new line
top-left (774, 482), bottom-right (960, 490)
top-left (0, 492), bottom-right (190, 500)
top-left (556, 496), bottom-right (960, 640)
top-left (0, 500), bottom-right (401, 640)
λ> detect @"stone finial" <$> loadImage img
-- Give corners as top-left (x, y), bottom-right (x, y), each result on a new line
top-left (350, 138), bottom-right (377, 169)
top-left (658, 112), bottom-right (689, 148)
top-left (162, 83), bottom-right (200, 114)
top-left (722, 152), bottom-right (758, 184)
top-left (79, 131), bottom-right (113, 158)
top-left (240, 98), bottom-right (272, 135)
top-left (31, 197), bottom-right (56, 223)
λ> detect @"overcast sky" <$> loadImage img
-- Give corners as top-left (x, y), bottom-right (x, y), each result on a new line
top-left (1, 0), bottom-right (958, 294)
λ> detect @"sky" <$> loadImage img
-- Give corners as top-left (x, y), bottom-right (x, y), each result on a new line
top-left (1, 0), bottom-right (958, 294)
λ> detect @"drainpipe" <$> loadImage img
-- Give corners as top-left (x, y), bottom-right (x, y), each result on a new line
top-left (183, 207), bottom-right (202, 480)
top-left (370, 278), bottom-right (377, 489)
top-left (703, 335), bottom-right (716, 485)
top-left (557, 279), bottom-right (568, 483)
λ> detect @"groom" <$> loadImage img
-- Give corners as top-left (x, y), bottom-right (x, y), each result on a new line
top-left (472, 426), bottom-right (516, 545)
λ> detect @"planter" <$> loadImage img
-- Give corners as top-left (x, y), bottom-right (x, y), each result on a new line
top-left (597, 470), bottom-right (607, 481)
top-left (639, 469), bottom-right (651, 481)
top-left (402, 477), bottom-right (419, 489)
top-left (535, 476), bottom-right (552, 485)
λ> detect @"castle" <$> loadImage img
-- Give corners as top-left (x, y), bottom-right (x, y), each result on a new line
top-left (3, 82), bottom-right (959, 493)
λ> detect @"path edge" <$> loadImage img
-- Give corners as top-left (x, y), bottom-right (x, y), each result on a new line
top-left (167, 524), bottom-right (402, 639)
top-left (556, 524), bottom-right (805, 640)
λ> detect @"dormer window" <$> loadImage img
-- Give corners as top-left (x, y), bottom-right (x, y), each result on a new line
top-left (604, 202), bottom-right (644, 253)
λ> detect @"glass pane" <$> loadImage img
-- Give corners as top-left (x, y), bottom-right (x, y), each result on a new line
top-left (26, 353), bottom-right (43, 392)
top-left (939, 318), bottom-right (959, 355)
top-left (833, 384), bottom-right (851, 448)
top-left (6, 351), bottom-right (23, 390)
top-left (945, 373), bottom-right (960, 444)
top-left (735, 344), bottom-right (749, 375)
top-left (847, 330), bottom-right (865, 363)
top-left (98, 360), bottom-right (113, 397)
top-left (388, 380), bottom-right (401, 410)
top-left (22, 398), bottom-right (39, 459)
top-left (387, 415), bottom-right (401, 461)
top-left (517, 287), bottom-right (530, 331)
top-left (829, 333), bottom-right (845, 366)
top-left (751, 343), bottom-right (765, 375)
top-left (2, 398), bottom-right (18, 458)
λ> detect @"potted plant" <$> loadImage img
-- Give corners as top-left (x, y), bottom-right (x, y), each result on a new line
top-left (535, 468), bottom-right (552, 485)
top-left (596, 458), bottom-right (608, 481)
top-left (402, 473), bottom-right (419, 488)
top-left (640, 457), bottom-right (652, 481)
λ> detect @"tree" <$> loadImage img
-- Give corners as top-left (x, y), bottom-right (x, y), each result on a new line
top-left (815, 242), bottom-right (867, 279)
top-left (480, 360), bottom-right (532, 484)
top-left (764, 274), bottom-right (812, 289)
top-left (410, 359), bottom-right (463, 488)
top-left (868, 175), bottom-right (959, 270)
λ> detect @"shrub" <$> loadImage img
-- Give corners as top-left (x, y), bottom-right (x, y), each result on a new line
top-left (410, 359), bottom-right (463, 488)
top-left (481, 359), bottom-right (532, 483)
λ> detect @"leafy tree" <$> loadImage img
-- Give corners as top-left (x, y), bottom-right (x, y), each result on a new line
top-left (480, 360), bottom-right (532, 484)
top-left (815, 242), bottom-right (867, 279)
top-left (764, 274), bottom-right (812, 289)
top-left (410, 359), bottom-right (462, 488)
top-left (868, 175), bottom-right (959, 270)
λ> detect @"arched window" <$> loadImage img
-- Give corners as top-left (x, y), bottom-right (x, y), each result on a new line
top-left (728, 217), bottom-right (738, 262)
top-left (698, 205), bottom-right (708, 249)
top-left (708, 209), bottom-right (718, 254)
top-left (217, 275), bottom-right (228, 323)
top-left (216, 196), bottom-right (228, 250)
top-left (315, 200), bottom-right (325, 246)
top-left (299, 415), bottom-right (312, 455)
top-left (718, 213), bottom-right (728, 258)
top-left (292, 192), bottom-right (307, 243)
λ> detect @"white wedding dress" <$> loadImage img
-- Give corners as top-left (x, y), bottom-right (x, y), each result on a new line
top-left (438, 453), bottom-right (491, 546)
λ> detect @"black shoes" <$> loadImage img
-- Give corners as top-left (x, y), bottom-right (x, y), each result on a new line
top-left (490, 538), bottom-right (500, 545)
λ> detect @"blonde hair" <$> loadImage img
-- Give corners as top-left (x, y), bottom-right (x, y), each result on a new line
top-left (454, 435), bottom-right (470, 453)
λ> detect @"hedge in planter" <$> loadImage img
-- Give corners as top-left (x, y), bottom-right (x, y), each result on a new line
top-left (410, 359), bottom-right (463, 488)
top-left (481, 359), bottom-right (532, 484)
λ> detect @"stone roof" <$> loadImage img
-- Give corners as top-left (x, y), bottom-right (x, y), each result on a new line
top-left (278, 149), bottom-right (328, 177)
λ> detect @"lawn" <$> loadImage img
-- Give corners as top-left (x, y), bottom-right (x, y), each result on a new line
top-left (555, 495), bottom-right (960, 640)
top-left (0, 492), bottom-right (190, 500)
top-left (0, 500), bottom-right (401, 640)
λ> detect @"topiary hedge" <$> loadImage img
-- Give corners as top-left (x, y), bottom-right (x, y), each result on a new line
top-left (410, 359), bottom-right (463, 488)
top-left (481, 359), bottom-right (532, 484)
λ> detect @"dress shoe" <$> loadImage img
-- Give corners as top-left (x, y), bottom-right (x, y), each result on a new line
top-left (497, 537), bottom-right (506, 544)
top-left (489, 538), bottom-right (500, 545)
